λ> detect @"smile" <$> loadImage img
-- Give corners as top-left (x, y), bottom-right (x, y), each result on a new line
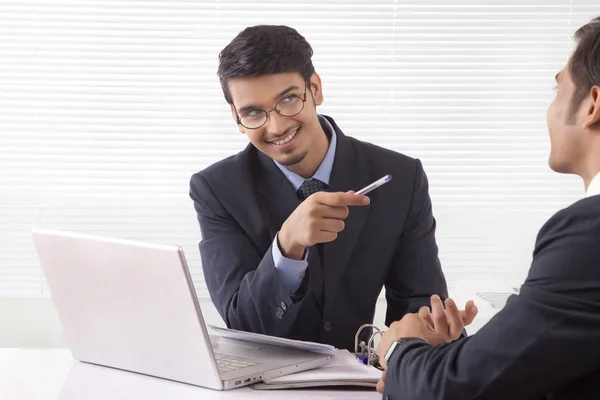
top-left (271, 128), bottom-right (298, 146)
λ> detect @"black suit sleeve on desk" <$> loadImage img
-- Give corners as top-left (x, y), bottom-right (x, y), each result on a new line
top-left (384, 159), bottom-right (450, 325)
top-left (189, 173), bottom-right (308, 337)
top-left (383, 207), bottom-right (600, 400)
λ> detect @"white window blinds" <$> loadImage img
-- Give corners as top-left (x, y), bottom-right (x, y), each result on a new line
top-left (1, 1), bottom-right (597, 298)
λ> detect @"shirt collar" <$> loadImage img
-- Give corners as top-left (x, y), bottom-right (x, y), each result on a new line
top-left (586, 172), bottom-right (600, 197)
top-left (273, 115), bottom-right (337, 192)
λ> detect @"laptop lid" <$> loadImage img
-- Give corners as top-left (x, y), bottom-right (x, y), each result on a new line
top-left (31, 228), bottom-right (223, 390)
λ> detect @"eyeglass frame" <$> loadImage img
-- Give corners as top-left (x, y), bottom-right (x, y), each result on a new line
top-left (234, 82), bottom-right (309, 130)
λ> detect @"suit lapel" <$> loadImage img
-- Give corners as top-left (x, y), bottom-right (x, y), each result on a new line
top-left (254, 149), bottom-right (300, 227)
top-left (254, 149), bottom-right (325, 309)
top-left (321, 118), bottom-right (371, 309)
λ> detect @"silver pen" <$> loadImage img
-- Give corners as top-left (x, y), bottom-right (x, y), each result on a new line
top-left (356, 174), bottom-right (392, 195)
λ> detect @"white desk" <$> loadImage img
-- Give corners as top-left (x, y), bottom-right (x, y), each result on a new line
top-left (0, 348), bottom-right (381, 400)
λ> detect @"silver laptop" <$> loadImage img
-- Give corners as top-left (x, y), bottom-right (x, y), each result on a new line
top-left (31, 228), bottom-right (331, 390)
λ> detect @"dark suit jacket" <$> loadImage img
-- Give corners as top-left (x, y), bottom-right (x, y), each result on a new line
top-left (189, 115), bottom-right (450, 351)
top-left (383, 195), bottom-right (600, 400)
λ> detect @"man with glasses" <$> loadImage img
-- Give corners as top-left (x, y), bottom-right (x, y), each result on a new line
top-left (189, 25), bottom-right (476, 350)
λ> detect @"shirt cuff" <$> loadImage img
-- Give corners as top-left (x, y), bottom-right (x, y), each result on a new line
top-left (271, 232), bottom-right (309, 294)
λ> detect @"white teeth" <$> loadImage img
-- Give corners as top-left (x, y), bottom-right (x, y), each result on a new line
top-left (273, 129), bottom-right (298, 145)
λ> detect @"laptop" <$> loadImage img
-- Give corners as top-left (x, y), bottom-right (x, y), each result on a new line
top-left (31, 228), bottom-right (332, 390)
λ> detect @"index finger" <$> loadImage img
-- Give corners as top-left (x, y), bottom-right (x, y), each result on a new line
top-left (315, 191), bottom-right (370, 207)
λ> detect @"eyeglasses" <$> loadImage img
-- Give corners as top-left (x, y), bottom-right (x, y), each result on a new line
top-left (236, 88), bottom-right (307, 130)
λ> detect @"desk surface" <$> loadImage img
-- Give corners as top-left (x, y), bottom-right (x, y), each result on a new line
top-left (0, 348), bottom-right (381, 400)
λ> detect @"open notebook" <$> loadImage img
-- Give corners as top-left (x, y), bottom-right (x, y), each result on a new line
top-left (250, 349), bottom-right (383, 390)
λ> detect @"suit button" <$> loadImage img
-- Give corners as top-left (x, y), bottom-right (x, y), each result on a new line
top-left (383, 396), bottom-right (390, 400)
top-left (323, 320), bottom-right (332, 332)
top-left (276, 307), bottom-right (284, 319)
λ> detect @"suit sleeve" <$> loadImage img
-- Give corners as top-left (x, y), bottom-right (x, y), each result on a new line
top-left (189, 173), bottom-right (309, 337)
top-left (384, 159), bottom-right (450, 325)
top-left (383, 213), bottom-right (600, 400)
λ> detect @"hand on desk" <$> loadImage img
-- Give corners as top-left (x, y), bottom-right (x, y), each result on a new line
top-left (375, 295), bottom-right (478, 394)
top-left (278, 191), bottom-right (370, 259)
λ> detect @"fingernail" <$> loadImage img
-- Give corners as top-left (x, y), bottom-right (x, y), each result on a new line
top-left (446, 298), bottom-right (454, 307)
top-left (362, 196), bottom-right (370, 204)
top-left (431, 294), bottom-right (440, 301)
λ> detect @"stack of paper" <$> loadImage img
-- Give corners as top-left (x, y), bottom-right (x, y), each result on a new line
top-left (250, 349), bottom-right (383, 390)
top-left (207, 325), bottom-right (336, 356)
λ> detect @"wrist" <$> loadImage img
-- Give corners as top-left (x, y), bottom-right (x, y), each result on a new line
top-left (277, 229), bottom-right (305, 260)
top-left (384, 337), bottom-right (427, 363)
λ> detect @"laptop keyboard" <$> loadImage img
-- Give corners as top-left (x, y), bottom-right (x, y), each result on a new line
top-left (214, 353), bottom-right (258, 373)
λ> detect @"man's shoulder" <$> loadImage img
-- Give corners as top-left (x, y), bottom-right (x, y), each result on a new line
top-left (541, 195), bottom-right (600, 236)
top-left (191, 143), bottom-right (255, 184)
top-left (526, 194), bottom-right (600, 301)
top-left (534, 195), bottom-right (600, 263)
top-left (345, 135), bottom-right (417, 169)
top-left (567, 193), bottom-right (600, 214)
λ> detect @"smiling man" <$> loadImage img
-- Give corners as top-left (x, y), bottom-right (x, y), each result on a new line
top-left (188, 25), bottom-right (470, 350)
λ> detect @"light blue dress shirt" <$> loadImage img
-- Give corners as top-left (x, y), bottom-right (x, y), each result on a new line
top-left (271, 115), bottom-right (337, 294)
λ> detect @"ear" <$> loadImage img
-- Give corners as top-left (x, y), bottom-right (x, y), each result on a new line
top-left (308, 72), bottom-right (324, 106)
top-left (230, 104), bottom-right (245, 134)
top-left (583, 86), bottom-right (600, 129)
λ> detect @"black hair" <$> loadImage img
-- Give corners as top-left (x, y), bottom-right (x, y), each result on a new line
top-left (218, 25), bottom-right (315, 104)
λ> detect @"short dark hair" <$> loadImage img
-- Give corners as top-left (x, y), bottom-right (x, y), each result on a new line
top-left (569, 17), bottom-right (600, 114)
top-left (217, 25), bottom-right (315, 104)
